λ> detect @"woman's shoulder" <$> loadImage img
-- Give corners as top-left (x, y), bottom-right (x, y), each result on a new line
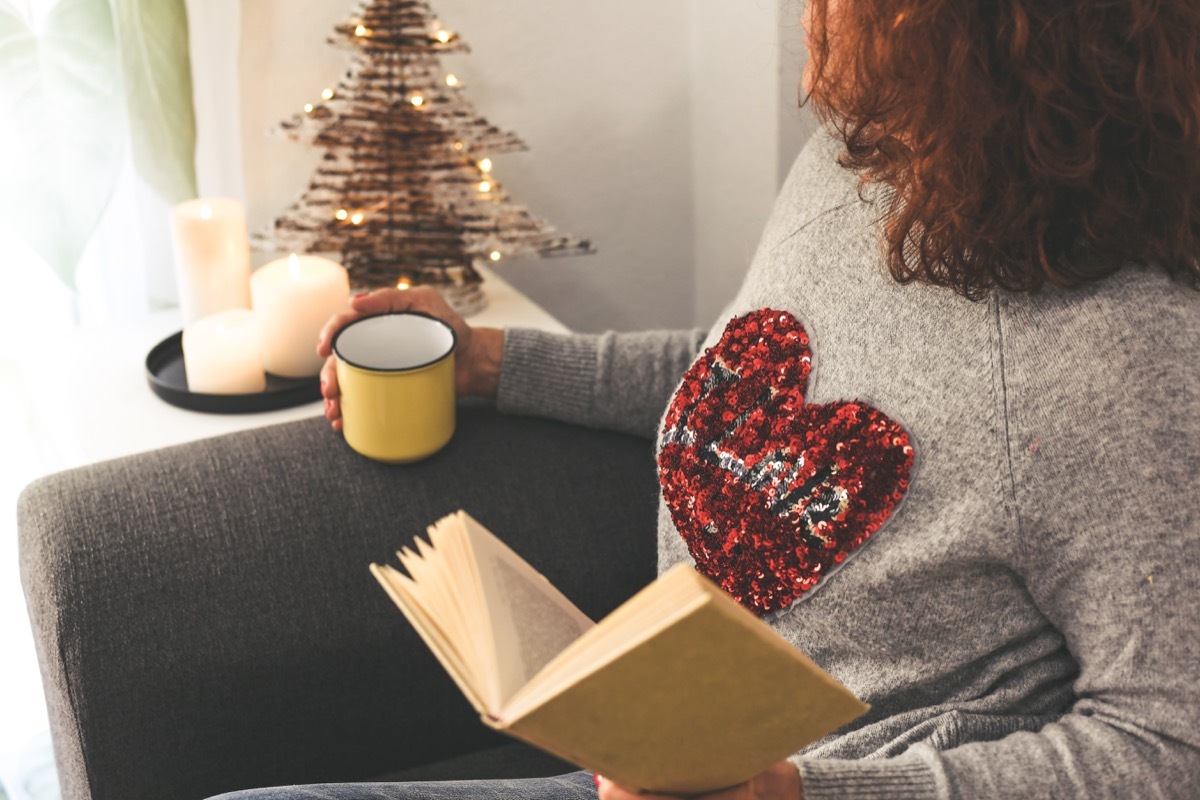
top-left (1001, 265), bottom-right (1200, 385)
top-left (999, 265), bottom-right (1199, 503)
top-left (757, 130), bottom-right (864, 253)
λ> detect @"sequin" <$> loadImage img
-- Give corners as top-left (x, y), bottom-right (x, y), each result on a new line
top-left (658, 309), bottom-right (915, 615)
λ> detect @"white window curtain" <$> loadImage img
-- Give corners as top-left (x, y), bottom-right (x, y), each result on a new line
top-left (0, 2), bottom-right (244, 794)
top-left (186, 0), bottom-right (245, 219)
top-left (0, 0), bottom-right (243, 339)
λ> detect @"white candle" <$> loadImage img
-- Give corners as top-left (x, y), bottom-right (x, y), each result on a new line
top-left (250, 253), bottom-right (351, 377)
top-left (182, 309), bottom-right (266, 394)
top-left (170, 198), bottom-right (252, 324)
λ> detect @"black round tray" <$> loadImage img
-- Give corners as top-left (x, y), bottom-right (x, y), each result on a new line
top-left (146, 331), bottom-right (321, 414)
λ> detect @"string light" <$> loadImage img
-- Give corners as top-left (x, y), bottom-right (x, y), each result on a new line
top-left (264, 7), bottom-right (592, 302)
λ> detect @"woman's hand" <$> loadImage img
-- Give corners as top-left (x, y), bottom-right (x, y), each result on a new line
top-left (315, 286), bottom-right (505, 432)
top-left (596, 761), bottom-right (803, 800)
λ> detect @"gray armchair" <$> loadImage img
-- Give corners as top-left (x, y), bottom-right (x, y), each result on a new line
top-left (18, 406), bottom-right (659, 800)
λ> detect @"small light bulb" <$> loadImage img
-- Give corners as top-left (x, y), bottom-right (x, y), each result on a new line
top-left (453, 141), bottom-right (464, 151)
top-left (304, 103), bottom-right (314, 114)
top-left (478, 157), bottom-right (492, 173)
top-left (335, 209), bottom-right (349, 221)
top-left (410, 94), bottom-right (425, 107)
top-left (355, 24), bottom-right (367, 36)
top-left (489, 250), bottom-right (502, 262)
top-left (445, 74), bottom-right (459, 87)
top-left (396, 278), bottom-right (411, 290)
top-left (199, 203), bottom-right (213, 221)
top-left (350, 213), bottom-right (364, 225)
top-left (479, 180), bottom-right (491, 193)
top-left (321, 88), bottom-right (335, 100)
top-left (435, 29), bottom-right (452, 43)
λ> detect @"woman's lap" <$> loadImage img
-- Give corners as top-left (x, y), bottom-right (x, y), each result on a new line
top-left (208, 771), bottom-right (597, 800)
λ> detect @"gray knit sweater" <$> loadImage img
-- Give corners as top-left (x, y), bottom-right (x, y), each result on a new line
top-left (495, 132), bottom-right (1200, 799)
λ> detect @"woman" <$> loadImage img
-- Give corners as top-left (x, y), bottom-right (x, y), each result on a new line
top-left (221, 0), bottom-right (1200, 797)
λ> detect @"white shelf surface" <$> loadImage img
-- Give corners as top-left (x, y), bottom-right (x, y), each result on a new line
top-left (19, 266), bottom-right (567, 468)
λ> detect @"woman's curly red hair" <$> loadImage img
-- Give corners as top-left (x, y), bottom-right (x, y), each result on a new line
top-left (804, 0), bottom-right (1200, 298)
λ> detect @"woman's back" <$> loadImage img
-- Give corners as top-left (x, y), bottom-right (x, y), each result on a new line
top-left (647, 131), bottom-right (1200, 796)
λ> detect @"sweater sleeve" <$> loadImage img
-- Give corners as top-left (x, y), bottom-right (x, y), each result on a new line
top-left (795, 278), bottom-right (1200, 799)
top-left (494, 327), bottom-right (709, 440)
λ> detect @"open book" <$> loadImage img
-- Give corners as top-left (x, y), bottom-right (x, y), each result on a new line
top-left (370, 511), bottom-right (867, 794)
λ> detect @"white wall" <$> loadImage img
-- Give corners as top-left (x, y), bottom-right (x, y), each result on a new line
top-left (228, 0), bottom-right (812, 332)
top-left (422, 0), bottom-right (696, 333)
top-left (776, 0), bottom-right (815, 188)
top-left (689, 0), bottom-right (814, 328)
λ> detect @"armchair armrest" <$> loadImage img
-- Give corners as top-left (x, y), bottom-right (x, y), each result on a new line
top-left (19, 407), bottom-right (659, 800)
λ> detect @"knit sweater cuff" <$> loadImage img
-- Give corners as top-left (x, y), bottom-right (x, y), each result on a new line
top-left (796, 756), bottom-right (940, 800)
top-left (496, 327), bottom-right (599, 423)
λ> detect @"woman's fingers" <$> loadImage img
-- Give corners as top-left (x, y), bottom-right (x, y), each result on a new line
top-left (315, 286), bottom-right (469, 432)
top-left (319, 356), bottom-right (339, 400)
top-left (596, 761), bottom-right (800, 800)
top-left (326, 397), bottom-right (342, 431)
top-left (316, 307), bottom-right (364, 358)
top-left (315, 289), bottom-right (406, 358)
top-left (350, 285), bottom-right (446, 316)
top-left (320, 356), bottom-right (342, 429)
top-left (596, 777), bottom-right (677, 800)
top-left (316, 287), bottom-right (454, 358)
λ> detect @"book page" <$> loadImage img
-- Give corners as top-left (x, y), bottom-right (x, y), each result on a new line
top-left (456, 512), bottom-right (595, 709)
top-left (428, 519), bottom-right (492, 665)
top-left (503, 564), bottom-right (706, 717)
top-left (396, 544), bottom-right (475, 670)
top-left (368, 563), bottom-right (487, 715)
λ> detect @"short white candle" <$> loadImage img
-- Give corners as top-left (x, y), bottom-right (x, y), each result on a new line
top-left (170, 198), bottom-right (252, 324)
top-left (182, 309), bottom-right (266, 394)
top-left (250, 253), bottom-right (351, 378)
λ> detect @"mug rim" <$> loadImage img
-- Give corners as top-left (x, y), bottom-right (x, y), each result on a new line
top-left (331, 310), bottom-right (458, 374)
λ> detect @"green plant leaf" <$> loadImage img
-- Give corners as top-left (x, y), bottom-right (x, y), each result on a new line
top-left (110, 0), bottom-right (197, 202)
top-left (0, 0), bottom-right (124, 288)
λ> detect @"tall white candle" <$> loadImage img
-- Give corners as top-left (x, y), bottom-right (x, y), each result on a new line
top-left (182, 309), bottom-right (266, 394)
top-left (251, 253), bottom-right (351, 378)
top-left (170, 198), bottom-right (252, 324)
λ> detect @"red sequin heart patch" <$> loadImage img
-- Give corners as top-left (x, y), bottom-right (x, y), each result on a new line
top-left (658, 309), bottom-right (914, 615)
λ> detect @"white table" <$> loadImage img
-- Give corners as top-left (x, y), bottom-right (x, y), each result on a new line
top-left (20, 266), bottom-right (567, 468)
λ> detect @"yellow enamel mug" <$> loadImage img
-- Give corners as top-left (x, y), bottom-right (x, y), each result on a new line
top-left (332, 312), bottom-right (457, 463)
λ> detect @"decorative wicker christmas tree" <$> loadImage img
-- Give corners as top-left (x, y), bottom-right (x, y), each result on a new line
top-left (257, 0), bottom-right (593, 314)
